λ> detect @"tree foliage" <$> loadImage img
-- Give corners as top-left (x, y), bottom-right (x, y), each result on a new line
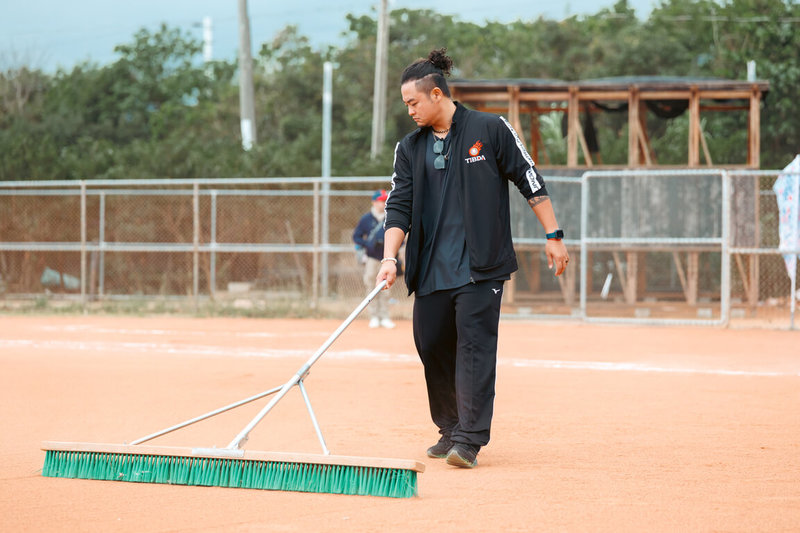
top-left (1, 0), bottom-right (798, 180)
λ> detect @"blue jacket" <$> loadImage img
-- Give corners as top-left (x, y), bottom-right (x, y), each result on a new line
top-left (385, 102), bottom-right (547, 295)
top-left (352, 211), bottom-right (385, 260)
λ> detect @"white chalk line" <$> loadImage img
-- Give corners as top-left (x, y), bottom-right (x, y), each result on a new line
top-left (0, 339), bottom-right (416, 364)
top-left (508, 359), bottom-right (796, 377)
top-left (35, 324), bottom-right (327, 339)
top-left (1, 338), bottom-right (797, 377)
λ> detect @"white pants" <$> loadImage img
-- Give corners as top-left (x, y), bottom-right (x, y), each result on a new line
top-left (363, 257), bottom-right (389, 320)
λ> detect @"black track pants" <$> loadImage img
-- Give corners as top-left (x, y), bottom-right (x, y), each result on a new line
top-left (412, 279), bottom-right (504, 447)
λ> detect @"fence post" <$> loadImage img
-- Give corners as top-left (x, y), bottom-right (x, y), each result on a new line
top-left (80, 180), bottom-right (87, 310)
top-left (312, 180), bottom-right (320, 309)
top-left (791, 164), bottom-right (799, 330)
top-left (210, 190), bottom-right (217, 300)
top-left (721, 170), bottom-right (731, 327)
top-left (193, 182), bottom-right (200, 305)
top-left (98, 192), bottom-right (105, 299)
top-left (579, 171), bottom-right (589, 319)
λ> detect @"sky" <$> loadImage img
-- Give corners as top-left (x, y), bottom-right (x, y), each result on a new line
top-left (1, 0), bottom-right (657, 73)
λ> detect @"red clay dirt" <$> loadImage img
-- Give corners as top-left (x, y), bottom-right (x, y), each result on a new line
top-left (1, 315), bottom-right (798, 532)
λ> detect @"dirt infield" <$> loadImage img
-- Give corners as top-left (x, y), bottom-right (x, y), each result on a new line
top-left (1, 314), bottom-right (798, 532)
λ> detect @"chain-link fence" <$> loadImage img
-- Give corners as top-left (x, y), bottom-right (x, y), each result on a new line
top-left (728, 169), bottom-right (799, 327)
top-left (0, 170), bottom-right (797, 328)
top-left (0, 178), bottom-right (411, 317)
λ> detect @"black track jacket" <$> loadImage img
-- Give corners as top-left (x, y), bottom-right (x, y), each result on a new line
top-left (385, 102), bottom-right (546, 295)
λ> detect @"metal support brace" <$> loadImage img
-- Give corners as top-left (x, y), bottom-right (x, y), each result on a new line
top-left (298, 378), bottom-right (329, 455)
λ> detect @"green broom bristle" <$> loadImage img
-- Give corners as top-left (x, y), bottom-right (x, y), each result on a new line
top-left (42, 450), bottom-right (418, 498)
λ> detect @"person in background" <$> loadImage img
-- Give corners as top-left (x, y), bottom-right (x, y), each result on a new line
top-left (353, 190), bottom-right (396, 328)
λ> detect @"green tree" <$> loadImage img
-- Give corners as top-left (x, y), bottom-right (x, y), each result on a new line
top-left (1, 3), bottom-right (799, 181)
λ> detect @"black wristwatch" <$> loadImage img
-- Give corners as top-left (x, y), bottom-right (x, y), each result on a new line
top-left (545, 229), bottom-right (564, 240)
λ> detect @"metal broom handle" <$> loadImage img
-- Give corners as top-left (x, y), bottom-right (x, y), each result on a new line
top-left (227, 279), bottom-right (389, 450)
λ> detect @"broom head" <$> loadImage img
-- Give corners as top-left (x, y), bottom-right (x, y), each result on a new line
top-left (42, 441), bottom-right (424, 498)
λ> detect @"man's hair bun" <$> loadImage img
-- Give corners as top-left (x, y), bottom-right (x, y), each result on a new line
top-left (427, 48), bottom-right (453, 77)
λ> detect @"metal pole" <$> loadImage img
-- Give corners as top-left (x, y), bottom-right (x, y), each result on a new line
top-left (80, 181), bottom-right (87, 309)
top-left (98, 192), bottom-right (105, 298)
top-left (210, 191), bottom-right (217, 300)
top-left (579, 172), bottom-right (589, 318)
top-left (312, 180), bottom-right (320, 308)
top-left (193, 182), bottom-right (200, 303)
top-left (721, 171), bottom-right (731, 327)
top-left (237, 0), bottom-right (256, 150)
top-left (370, 0), bottom-right (389, 159)
top-left (202, 16), bottom-right (213, 63)
top-left (130, 385), bottom-right (283, 445)
top-left (321, 62), bottom-right (333, 297)
top-left (297, 379), bottom-right (330, 455)
top-left (791, 165), bottom-right (799, 329)
top-left (791, 259), bottom-right (797, 330)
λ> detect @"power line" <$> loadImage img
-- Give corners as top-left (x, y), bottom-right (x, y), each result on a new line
top-left (601, 13), bottom-right (800, 23)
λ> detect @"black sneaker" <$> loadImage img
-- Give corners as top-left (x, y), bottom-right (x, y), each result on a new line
top-left (446, 443), bottom-right (479, 468)
top-left (426, 435), bottom-right (454, 458)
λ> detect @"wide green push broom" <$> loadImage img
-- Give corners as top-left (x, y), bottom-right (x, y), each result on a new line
top-left (42, 281), bottom-right (424, 498)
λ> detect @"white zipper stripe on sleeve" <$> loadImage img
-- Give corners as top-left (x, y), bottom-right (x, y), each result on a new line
top-left (500, 116), bottom-right (542, 194)
top-left (384, 142), bottom-right (401, 228)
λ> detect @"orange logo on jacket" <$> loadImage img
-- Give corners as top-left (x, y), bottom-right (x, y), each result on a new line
top-left (465, 140), bottom-right (486, 164)
top-left (468, 141), bottom-right (483, 157)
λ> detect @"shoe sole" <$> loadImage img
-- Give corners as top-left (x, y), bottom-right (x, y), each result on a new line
top-left (426, 450), bottom-right (449, 459)
top-left (446, 450), bottom-right (477, 468)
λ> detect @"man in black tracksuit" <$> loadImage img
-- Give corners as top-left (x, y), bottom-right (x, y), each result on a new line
top-left (377, 49), bottom-right (569, 468)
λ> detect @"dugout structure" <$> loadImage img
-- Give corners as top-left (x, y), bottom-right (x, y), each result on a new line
top-left (450, 76), bottom-right (774, 318)
top-left (449, 76), bottom-right (769, 168)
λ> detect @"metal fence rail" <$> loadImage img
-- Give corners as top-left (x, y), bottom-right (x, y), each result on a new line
top-left (0, 171), bottom-right (797, 328)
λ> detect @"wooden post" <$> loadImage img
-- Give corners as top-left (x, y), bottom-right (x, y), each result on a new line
top-left (687, 252), bottom-right (699, 306)
top-left (530, 112), bottom-right (540, 164)
top-left (748, 84), bottom-right (761, 168)
top-left (672, 251), bottom-right (699, 306)
top-left (638, 102), bottom-right (654, 165)
top-left (557, 264), bottom-right (576, 307)
top-left (567, 86), bottom-right (579, 167)
top-left (628, 87), bottom-right (640, 167)
top-left (688, 86), bottom-right (701, 167)
top-left (699, 123), bottom-right (713, 166)
top-left (508, 86), bottom-right (526, 147)
top-left (636, 252), bottom-right (647, 300)
top-left (612, 251), bottom-right (638, 305)
top-left (575, 108), bottom-right (593, 167)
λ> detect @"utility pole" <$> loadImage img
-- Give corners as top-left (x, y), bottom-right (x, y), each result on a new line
top-left (237, 0), bottom-right (256, 150)
top-left (321, 62), bottom-right (333, 297)
top-left (202, 16), bottom-right (213, 63)
top-left (370, 0), bottom-right (390, 159)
